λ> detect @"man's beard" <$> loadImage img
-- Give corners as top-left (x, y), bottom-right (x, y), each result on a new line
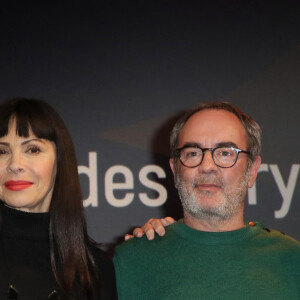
top-left (176, 169), bottom-right (250, 223)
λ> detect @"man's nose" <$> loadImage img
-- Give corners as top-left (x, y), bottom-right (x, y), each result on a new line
top-left (198, 150), bottom-right (218, 172)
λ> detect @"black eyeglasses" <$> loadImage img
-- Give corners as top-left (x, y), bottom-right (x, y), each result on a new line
top-left (175, 146), bottom-right (250, 168)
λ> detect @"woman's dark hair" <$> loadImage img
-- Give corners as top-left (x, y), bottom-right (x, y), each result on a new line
top-left (0, 98), bottom-right (98, 299)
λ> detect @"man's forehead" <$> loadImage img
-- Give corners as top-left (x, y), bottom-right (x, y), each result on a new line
top-left (178, 109), bottom-right (247, 148)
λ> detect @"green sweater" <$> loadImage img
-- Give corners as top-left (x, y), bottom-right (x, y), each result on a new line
top-left (114, 221), bottom-right (300, 300)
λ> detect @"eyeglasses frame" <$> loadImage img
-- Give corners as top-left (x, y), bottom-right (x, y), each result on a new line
top-left (175, 146), bottom-right (250, 168)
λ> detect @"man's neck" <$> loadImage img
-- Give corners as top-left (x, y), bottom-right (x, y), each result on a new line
top-left (183, 211), bottom-right (245, 232)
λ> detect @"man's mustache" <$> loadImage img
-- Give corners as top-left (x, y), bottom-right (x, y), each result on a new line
top-left (191, 175), bottom-right (224, 189)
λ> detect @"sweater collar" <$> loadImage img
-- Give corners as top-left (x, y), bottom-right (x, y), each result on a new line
top-left (0, 202), bottom-right (50, 241)
top-left (172, 219), bottom-right (263, 245)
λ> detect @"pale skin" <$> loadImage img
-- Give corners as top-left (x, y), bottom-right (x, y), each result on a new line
top-left (0, 118), bottom-right (57, 213)
top-left (127, 109), bottom-right (261, 239)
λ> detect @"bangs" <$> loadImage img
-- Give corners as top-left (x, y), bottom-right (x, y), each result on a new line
top-left (0, 98), bottom-right (57, 143)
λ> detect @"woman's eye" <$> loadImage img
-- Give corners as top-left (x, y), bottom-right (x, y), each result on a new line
top-left (27, 146), bottom-right (41, 154)
top-left (0, 149), bottom-right (8, 155)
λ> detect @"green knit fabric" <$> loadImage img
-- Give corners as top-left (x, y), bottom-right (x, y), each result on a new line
top-left (114, 220), bottom-right (300, 300)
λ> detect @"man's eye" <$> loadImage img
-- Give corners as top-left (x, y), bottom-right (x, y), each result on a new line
top-left (190, 152), bottom-right (199, 156)
top-left (219, 149), bottom-right (234, 157)
top-left (186, 150), bottom-right (201, 158)
top-left (221, 151), bottom-right (231, 156)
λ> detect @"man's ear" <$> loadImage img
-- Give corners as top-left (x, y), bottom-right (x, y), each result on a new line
top-left (248, 155), bottom-right (261, 188)
top-left (169, 158), bottom-right (178, 188)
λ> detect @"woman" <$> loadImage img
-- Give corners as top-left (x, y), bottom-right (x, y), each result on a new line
top-left (0, 98), bottom-right (117, 300)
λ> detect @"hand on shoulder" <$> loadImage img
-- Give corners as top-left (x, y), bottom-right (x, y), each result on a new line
top-left (124, 217), bottom-right (176, 241)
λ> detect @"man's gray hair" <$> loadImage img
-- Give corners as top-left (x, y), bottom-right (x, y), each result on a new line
top-left (170, 101), bottom-right (262, 164)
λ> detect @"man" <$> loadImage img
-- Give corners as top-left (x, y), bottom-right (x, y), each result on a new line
top-left (114, 101), bottom-right (300, 299)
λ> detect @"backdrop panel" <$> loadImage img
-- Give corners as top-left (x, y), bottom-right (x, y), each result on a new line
top-left (0, 1), bottom-right (299, 249)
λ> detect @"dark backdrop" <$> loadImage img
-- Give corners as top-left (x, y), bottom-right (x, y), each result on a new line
top-left (0, 1), bottom-right (299, 250)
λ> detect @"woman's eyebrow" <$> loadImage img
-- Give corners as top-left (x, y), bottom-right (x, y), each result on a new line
top-left (21, 138), bottom-right (46, 145)
top-left (0, 138), bottom-right (46, 146)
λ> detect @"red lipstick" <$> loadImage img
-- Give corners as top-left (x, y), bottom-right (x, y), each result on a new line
top-left (5, 181), bottom-right (33, 191)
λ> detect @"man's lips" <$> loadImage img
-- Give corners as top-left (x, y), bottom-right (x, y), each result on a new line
top-left (196, 183), bottom-right (221, 190)
top-left (4, 180), bottom-right (33, 191)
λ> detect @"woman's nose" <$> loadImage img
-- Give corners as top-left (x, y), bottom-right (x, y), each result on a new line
top-left (7, 153), bottom-right (25, 174)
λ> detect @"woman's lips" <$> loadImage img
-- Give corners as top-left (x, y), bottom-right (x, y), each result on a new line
top-left (4, 180), bottom-right (33, 191)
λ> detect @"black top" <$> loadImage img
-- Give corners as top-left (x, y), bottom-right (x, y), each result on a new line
top-left (0, 204), bottom-right (117, 300)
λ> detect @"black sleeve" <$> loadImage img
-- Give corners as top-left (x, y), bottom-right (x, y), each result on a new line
top-left (90, 245), bottom-right (118, 300)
